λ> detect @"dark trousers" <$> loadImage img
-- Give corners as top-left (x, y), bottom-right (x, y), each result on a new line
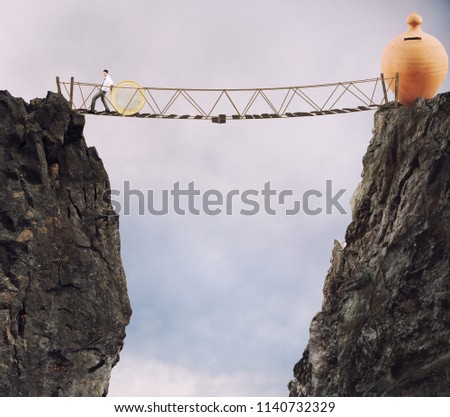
top-left (90, 90), bottom-right (110, 111)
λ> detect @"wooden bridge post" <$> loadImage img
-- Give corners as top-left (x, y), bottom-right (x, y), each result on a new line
top-left (69, 76), bottom-right (75, 109)
top-left (380, 73), bottom-right (389, 105)
top-left (394, 72), bottom-right (399, 108)
top-left (56, 76), bottom-right (61, 95)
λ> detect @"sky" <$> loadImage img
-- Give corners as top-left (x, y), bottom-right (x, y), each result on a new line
top-left (1, 0), bottom-right (449, 397)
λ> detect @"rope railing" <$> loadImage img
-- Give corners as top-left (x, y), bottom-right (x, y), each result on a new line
top-left (56, 75), bottom-right (398, 123)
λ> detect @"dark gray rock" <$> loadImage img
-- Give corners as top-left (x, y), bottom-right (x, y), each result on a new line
top-left (289, 93), bottom-right (450, 396)
top-left (0, 91), bottom-right (131, 396)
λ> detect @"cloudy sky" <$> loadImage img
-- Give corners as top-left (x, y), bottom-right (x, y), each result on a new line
top-left (2, 1), bottom-right (449, 396)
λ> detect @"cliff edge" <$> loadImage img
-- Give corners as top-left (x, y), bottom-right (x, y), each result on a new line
top-left (289, 93), bottom-right (450, 396)
top-left (0, 91), bottom-right (131, 396)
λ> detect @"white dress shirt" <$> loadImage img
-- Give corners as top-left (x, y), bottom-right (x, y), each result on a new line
top-left (101, 75), bottom-right (114, 92)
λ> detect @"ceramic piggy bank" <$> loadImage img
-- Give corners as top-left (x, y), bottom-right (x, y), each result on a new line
top-left (381, 12), bottom-right (448, 106)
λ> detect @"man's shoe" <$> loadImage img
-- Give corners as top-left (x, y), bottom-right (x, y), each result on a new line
top-left (88, 109), bottom-right (95, 114)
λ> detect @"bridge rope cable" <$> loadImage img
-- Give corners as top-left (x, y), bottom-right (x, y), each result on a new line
top-left (56, 75), bottom-right (398, 123)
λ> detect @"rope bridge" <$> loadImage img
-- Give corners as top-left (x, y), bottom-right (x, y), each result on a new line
top-left (56, 75), bottom-right (398, 123)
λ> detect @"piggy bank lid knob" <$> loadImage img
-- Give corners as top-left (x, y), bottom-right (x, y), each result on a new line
top-left (406, 12), bottom-right (423, 29)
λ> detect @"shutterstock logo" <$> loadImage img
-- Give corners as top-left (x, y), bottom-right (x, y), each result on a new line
top-left (102, 180), bottom-right (348, 216)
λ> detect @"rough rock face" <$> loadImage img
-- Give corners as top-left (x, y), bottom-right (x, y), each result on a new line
top-left (289, 93), bottom-right (450, 396)
top-left (0, 91), bottom-right (131, 396)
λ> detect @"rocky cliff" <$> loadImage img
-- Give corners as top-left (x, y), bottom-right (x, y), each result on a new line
top-left (289, 93), bottom-right (450, 396)
top-left (0, 91), bottom-right (131, 396)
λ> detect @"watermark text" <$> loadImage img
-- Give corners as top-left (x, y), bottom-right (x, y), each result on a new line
top-left (102, 180), bottom-right (347, 216)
